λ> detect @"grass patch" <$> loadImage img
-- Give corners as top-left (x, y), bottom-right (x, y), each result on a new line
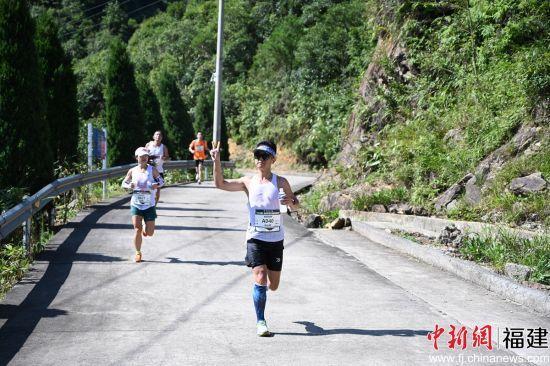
top-left (0, 244), bottom-right (30, 299)
top-left (459, 230), bottom-right (550, 285)
top-left (353, 187), bottom-right (409, 210)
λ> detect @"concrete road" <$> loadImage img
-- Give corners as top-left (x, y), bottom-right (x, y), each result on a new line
top-left (1, 174), bottom-right (548, 366)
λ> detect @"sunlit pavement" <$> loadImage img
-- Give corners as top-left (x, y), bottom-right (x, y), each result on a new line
top-left (0, 175), bottom-right (548, 366)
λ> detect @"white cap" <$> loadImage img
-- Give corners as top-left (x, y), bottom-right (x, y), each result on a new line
top-left (134, 147), bottom-right (149, 157)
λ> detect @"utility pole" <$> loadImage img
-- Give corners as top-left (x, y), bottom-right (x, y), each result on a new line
top-left (212, 0), bottom-right (224, 147)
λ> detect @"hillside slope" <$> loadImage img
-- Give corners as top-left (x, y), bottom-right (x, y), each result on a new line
top-left (303, 0), bottom-right (549, 229)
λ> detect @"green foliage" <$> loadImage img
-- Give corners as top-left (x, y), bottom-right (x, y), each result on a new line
top-left (295, 1), bottom-right (365, 85)
top-left (460, 230), bottom-right (550, 285)
top-left (0, 0), bottom-right (53, 193)
top-left (193, 88), bottom-right (229, 160)
top-left (0, 187), bottom-right (27, 213)
top-left (250, 15), bottom-right (302, 84)
top-left (481, 144), bottom-right (550, 227)
top-left (137, 77), bottom-right (163, 137)
top-left (228, 0), bottom-right (373, 164)
top-left (105, 38), bottom-right (145, 166)
top-left (74, 49), bottom-right (108, 121)
top-left (35, 10), bottom-right (80, 164)
top-left (156, 68), bottom-right (194, 159)
top-left (353, 187), bottom-right (409, 210)
top-left (0, 244), bottom-right (30, 299)
top-left (340, 0), bottom-right (550, 223)
top-left (101, 1), bottom-right (130, 41)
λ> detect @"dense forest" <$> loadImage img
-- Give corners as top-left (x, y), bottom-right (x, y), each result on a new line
top-left (0, 0), bottom-right (548, 230)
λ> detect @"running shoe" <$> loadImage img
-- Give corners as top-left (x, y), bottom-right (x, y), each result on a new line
top-left (134, 252), bottom-right (142, 262)
top-left (256, 320), bottom-right (270, 337)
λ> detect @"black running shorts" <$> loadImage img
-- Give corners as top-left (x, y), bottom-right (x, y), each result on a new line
top-left (245, 238), bottom-right (284, 271)
top-left (195, 159), bottom-right (204, 167)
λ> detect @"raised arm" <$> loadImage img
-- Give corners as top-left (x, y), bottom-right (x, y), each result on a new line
top-left (210, 146), bottom-right (246, 192)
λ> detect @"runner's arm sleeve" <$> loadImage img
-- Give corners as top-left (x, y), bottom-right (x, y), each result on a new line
top-left (154, 174), bottom-right (164, 188)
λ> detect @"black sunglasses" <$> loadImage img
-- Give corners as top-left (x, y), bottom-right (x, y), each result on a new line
top-left (254, 151), bottom-right (271, 161)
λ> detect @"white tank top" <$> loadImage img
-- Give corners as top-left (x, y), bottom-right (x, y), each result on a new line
top-left (130, 165), bottom-right (156, 210)
top-left (147, 143), bottom-right (165, 173)
top-left (246, 174), bottom-right (284, 242)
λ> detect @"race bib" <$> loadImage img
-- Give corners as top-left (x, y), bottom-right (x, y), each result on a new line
top-left (254, 209), bottom-right (281, 232)
top-left (133, 191), bottom-right (151, 206)
top-left (196, 145), bottom-right (204, 152)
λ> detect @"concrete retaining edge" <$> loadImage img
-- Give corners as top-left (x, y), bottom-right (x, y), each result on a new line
top-left (338, 217), bottom-right (550, 315)
top-left (339, 210), bottom-right (541, 239)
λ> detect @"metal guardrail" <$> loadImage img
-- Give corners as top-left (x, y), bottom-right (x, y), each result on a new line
top-left (0, 160), bottom-right (235, 242)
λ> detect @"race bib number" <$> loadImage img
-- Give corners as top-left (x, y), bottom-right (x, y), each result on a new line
top-left (254, 209), bottom-right (281, 232)
top-left (196, 145), bottom-right (204, 152)
top-left (133, 191), bottom-right (151, 206)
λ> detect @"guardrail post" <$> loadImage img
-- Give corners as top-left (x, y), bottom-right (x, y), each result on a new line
top-left (48, 205), bottom-right (56, 229)
top-left (205, 166), bottom-right (209, 181)
top-left (22, 218), bottom-right (31, 256)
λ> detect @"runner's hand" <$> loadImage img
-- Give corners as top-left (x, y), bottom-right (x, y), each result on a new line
top-left (152, 183), bottom-right (160, 189)
top-left (280, 196), bottom-right (294, 205)
top-left (210, 148), bottom-right (220, 160)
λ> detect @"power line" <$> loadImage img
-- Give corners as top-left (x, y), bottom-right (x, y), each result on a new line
top-left (61, 0), bottom-right (166, 38)
top-left (127, 0), bottom-right (166, 16)
top-left (61, 0), bottom-right (134, 30)
top-left (82, 0), bottom-right (117, 14)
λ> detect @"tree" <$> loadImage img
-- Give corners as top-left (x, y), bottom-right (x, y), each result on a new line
top-left (250, 15), bottom-right (302, 85)
top-left (156, 69), bottom-right (194, 159)
top-left (35, 10), bottom-right (79, 164)
top-left (137, 77), bottom-right (163, 139)
top-left (104, 38), bottom-right (144, 166)
top-left (57, 0), bottom-right (94, 60)
top-left (101, 1), bottom-right (130, 41)
top-left (194, 88), bottom-right (229, 160)
top-left (0, 0), bottom-right (53, 192)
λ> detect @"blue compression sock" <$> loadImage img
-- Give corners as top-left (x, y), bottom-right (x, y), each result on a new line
top-left (253, 283), bottom-right (267, 322)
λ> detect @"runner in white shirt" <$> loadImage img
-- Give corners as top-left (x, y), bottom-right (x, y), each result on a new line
top-left (121, 147), bottom-right (164, 262)
top-left (211, 140), bottom-right (299, 336)
top-left (145, 131), bottom-right (170, 204)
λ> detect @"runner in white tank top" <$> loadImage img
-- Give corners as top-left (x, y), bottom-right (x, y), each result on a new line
top-left (122, 147), bottom-right (164, 263)
top-left (246, 173), bottom-right (285, 242)
top-left (211, 141), bottom-right (299, 337)
top-left (145, 130), bottom-right (170, 204)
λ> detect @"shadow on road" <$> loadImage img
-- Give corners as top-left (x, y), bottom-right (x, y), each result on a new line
top-left (181, 185), bottom-right (217, 189)
top-left (0, 196), bottom-right (129, 365)
top-left (111, 231), bottom-right (313, 363)
top-left (157, 202), bottom-right (208, 205)
top-left (0, 305), bottom-right (67, 319)
top-left (64, 222), bottom-right (245, 232)
top-left (118, 206), bottom-right (226, 212)
top-left (155, 214), bottom-right (235, 219)
top-left (37, 252), bottom-right (125, 263)
top-left (141, 258), bottom-right (246, 266)
top-left (275, 321), bottom-right (430, 337)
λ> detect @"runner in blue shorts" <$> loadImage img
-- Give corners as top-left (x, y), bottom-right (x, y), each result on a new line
top-left (211, 141), bottom-right (299, 336)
